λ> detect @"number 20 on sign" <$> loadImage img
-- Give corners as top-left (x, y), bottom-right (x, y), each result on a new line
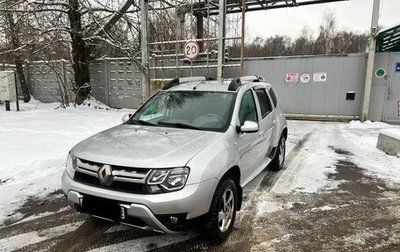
top-left (184, 40), bottom-right (200, 61)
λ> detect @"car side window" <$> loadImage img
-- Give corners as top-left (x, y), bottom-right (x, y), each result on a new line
top-left (268, 88), bottom-right (278, 107)
top-left (255, 89), bottom-right (273, 118)
top-left (239, 90), bottom-right (258, 125)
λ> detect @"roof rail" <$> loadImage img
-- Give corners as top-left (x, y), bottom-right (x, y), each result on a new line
top-left (239, 75), bottom-right (266, 82)
top-left (162, 76), bottom-right (214, 90)
top-left (228, 78), bottom-right (242, 91)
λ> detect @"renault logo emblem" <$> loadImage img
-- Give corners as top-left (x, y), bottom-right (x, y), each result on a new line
top-left (98, 165), bottom-right (113, 186)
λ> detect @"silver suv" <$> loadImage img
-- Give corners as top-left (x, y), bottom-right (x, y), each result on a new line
top-left (62, 76), bottom-right (287, 242)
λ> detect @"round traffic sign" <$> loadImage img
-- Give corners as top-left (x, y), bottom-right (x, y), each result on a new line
top-left (375, 68), bottom-right (386, 79)
top-left (184, 40), bottom-right (200, 60)
top-left (300, 73), bottom-right (311, 83)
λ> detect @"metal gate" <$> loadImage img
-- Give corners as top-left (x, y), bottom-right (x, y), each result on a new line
top-left (384, 52), bottom-right (400, 123)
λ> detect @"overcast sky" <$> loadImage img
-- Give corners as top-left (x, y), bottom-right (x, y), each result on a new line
top-left (245, 0), bottom-right (400, 41)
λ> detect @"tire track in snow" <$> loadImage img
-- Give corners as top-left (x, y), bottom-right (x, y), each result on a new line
top-left (0, 221), bottom-right (84, 252)
top-left (260, 125), bottom-right (318, 193)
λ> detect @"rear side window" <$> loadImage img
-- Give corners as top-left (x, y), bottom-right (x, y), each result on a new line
top-left (268, 88), bottom-right (278, 107)
top-left (255, 89), bottom-right (272, 118)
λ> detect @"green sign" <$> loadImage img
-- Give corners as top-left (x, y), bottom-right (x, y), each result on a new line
top-left (375, 68), bottom-right (386, 78)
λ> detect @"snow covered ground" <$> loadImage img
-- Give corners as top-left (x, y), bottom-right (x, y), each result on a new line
top-left (273, 120), bottom-right (400, 194)
top-left (0, 100), bottom-right (134, 225)
top-left (1, 100), bottom-right (400, 251)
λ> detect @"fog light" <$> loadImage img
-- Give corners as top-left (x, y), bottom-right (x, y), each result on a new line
top-left (170, 216), bottom-right (178, 224)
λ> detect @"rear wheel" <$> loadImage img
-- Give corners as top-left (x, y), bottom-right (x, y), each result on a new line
top-left (205, 178), bottom-right (237, 243)
top-left (271, 134), bottom-right (286, 171)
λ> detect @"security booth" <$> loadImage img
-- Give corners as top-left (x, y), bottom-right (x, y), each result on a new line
top-left (0, 71), bottom-right (19, 111)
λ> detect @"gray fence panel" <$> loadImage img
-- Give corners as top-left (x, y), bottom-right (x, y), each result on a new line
top-left (369, 53), bottom-right (390, 121)
top-left (107, 60), bottom-right (143, 108)
top-left (27, 61), bottom-right (74, 104)
top-left (383, 52), bottom-right (400, 122)
top-left (240, 54), bottom-right (367, 117)
top-left (89, 61), bottom-right (106, 104)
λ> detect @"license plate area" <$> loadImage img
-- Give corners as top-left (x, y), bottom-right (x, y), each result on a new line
top-left (82, 194), bottom-right (122, 221)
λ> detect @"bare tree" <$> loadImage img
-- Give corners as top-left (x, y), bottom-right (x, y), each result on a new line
top-left (0, 0), bottom-right (139, 104)
top-left (241, 9), bottom-right (368, 57)
top-left (292, 26), bottom-right (314, 55)
top-left (2, 0), bottom-right (31, 102)
top-left (314, 10), bottom-right (337, 54)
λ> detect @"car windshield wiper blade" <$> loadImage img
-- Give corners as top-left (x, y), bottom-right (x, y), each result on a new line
top-left (130, 119), bottom-right (157, 126)
top-left (158, 121), bottom-right (200, 130)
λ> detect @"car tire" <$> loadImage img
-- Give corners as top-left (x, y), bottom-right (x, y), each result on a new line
top-left (205, 178), bottom-right (237, 244)
top-left (270, 134), bottom-right (286, 171)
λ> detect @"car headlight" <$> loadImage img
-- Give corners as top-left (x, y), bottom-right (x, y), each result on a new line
top-left (66, 153), bottom-right (77, 178)
top-left (147, 167), bottom-right (190, 192)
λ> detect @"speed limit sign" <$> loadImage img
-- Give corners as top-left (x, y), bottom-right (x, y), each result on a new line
top-left (184, 40), bottom-right (200, 60)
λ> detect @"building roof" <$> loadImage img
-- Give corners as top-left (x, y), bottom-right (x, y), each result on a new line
top-left (376, 23), bottom-right (400, 52)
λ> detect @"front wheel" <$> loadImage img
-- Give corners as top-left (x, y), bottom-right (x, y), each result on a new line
top-left (205, 178), bottom-right (237, 243)
top-left (270, 134), bottom-right (286, 171)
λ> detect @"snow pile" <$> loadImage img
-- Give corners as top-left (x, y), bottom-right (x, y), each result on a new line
top-left (79, 96), bottom-right (110, 110)
top-left (0, 100), bottom-right (134, 225)
top-left (346, 120), bottom-right (389, 129)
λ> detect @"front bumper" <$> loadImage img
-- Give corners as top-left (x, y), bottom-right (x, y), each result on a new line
top-left (62, 172), bottom-right (218, 233)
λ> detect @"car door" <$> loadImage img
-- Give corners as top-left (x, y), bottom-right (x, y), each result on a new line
top-left (237, 89), bottom-right (265, 182)
top-left (254, 88), bottom-right (276, 158)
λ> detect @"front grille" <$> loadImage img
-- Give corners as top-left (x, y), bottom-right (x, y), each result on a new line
top-left (75, 171), bottom-right (148, 194)
top-left (73, 158), bottom-right (150, 194)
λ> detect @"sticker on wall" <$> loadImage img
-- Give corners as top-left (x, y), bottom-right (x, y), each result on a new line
top-left (375, 68), bottom-right (386, 78)
top-left (396, 62), bottom-right (400, 72)
top-left (285, 73), bottom-right (299, 83)
top-left (313, 72), bottom-right (327, 82)
top-left (300, 73), bottom-right (311, 83)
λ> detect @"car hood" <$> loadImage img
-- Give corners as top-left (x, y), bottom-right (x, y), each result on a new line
top-left (71, 124), bottom-right (221, 168)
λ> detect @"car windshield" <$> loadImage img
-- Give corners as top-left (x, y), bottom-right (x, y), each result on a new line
top-left (129, 91), bottom-right (236, 132)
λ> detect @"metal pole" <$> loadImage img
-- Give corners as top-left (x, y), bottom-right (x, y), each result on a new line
top-left (217, 0), bottom-right (226, 80)
top-left (240, 0), bottom-right (246, 76)
top-left (14, 71), bottom-right (19, 111)
top-left (361, 0), bottom-right (380, 121)
top-left (196, 13), bottom-right (204, 52)
top-left (140, 0), bottom-right (150, 102)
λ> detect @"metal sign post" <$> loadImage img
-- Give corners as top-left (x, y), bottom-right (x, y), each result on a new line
top-left (217, 0), bottom-right (226, 80)
top-left (14, 71), bottom-right (19, 111)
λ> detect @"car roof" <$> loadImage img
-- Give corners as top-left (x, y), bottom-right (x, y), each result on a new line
top-left (164, 77), bottom-right (272, 92)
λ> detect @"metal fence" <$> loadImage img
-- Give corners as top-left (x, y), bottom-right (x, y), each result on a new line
top-left (233, 54), bottom-right (368, 119)
top-left (23, 54), bottom-right (369, 115)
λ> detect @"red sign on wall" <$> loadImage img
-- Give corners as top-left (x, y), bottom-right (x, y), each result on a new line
top-left (285, 73), bottom-right (299, 83)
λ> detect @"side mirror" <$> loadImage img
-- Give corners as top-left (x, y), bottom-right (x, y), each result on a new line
top-left (240, 121), bottom-right (259, 133)
top-left (122, 113), bottom-right (132, 123)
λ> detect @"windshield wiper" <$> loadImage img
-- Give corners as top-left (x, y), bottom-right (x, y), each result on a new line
top-left (158, 121), bottom-right (200, 130)
top-left (130, 119), bottom-right (157, 126)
